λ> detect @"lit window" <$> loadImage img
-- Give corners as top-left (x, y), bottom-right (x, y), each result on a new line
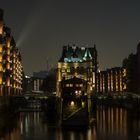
top-left (78, 84), bottom-right (82, 87)
top-left (0, 47), bottom-right (2, 53)
top-left (61, 69), bottom-right (65, 72)
top-left (0, 23), bottom-right (3, 34)
top-left (66, 84), bottom-right (69, 87)
top-left (67, 68), bottom-right (70, 72)
top-left (7, 56), bottom-right (10, 61)
top-left (7, 63), bottom-right (10, 69)
top-left (7, 79), bottom-right (10, 86)
top-left (70, 84), bottom-right (73, 87)
top-left (6, 41), bottom-right (10, 48)
top-left (7, 50), bottom-right (10, 55)
top-left (0, 64), bottom-right (2, 71)
top-left (123, 69), bottom-right (127, 76)
top-left (0, 75), bottom-right (2, 84)
top-left (76, 84), bottom-right (79, 87)
top-left (0, 55), bottom-right (2, 62)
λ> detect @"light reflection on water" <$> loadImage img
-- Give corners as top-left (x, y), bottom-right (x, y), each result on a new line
top-left (0, 106), bottom-right (140, 140)
top-left (96, 106), bottom-right (128, 140)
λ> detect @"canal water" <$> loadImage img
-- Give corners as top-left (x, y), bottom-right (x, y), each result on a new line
top-left (0, 106), bottom-right (140, 140)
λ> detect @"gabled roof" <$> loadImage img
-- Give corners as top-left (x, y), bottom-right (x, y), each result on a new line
top-left (59, 44), bottom-right (97, 62)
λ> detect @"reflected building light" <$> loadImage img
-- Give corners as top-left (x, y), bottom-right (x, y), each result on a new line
top-left (55, 127), bottom-right (62, 140)
top-left (87, 129), bottom-right (92, 140)
top-left (80, 134), bottom-right (84, 140)
top-left (120, 108), bottom-right (123, 135)
top-left (108, 107), bottom-right (111, 134)
top-left (37, 112), bottom-right (40, 125)
top-left (34, 112), bottom-right (37, 126)
top-left (111, 107), bottom-right (114, 134)
top-left (10, 132), bottom-right (14, 140)
top-left (100, 108), bottom-right (103, 131)
top-left (93, 126), bottom-right (97, 140)
top-left (96, 108), bottom-right (99, 126)
top-left (124, 110), bottom-right (127, 136)
top-left (20, 121), bottom-right (23, 135)
top-left (70, 132), bottom-right (75, 140)
top-left (25, 116), bottom-right (29, 134)
top-left (116, 108), bottom-right (119, 134)
top-left (103, 108), bottom-right (105, 133)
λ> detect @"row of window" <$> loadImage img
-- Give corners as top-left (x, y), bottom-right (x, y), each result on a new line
top-left (65, 84), bottom-right (83, 87)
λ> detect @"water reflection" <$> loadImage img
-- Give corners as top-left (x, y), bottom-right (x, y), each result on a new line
top-left (96, 106), bottom-right (128, 140)
top-left (0, 106), bottom-right (140, 140)
top-left (19, 112), bottom-right (48, 139)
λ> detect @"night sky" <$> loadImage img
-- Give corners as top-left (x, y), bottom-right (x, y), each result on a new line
top-left (1, 0), bottom-right (140, 75)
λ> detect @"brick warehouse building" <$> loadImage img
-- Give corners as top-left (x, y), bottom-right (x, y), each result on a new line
top-left (0, 9), bottom-right (23, 95)
top-left (56, 44), bottom-right (98, 97)
top-left (96, 67), bottom-right (127, 95)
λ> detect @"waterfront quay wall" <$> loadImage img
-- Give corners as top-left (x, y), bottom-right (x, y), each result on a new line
top-left (42, 96), bottom-right (95, 127)
top-left (0, 96), bottom-right (24, 114)
top-left (41, 96), bottom-right (62, 121)
top-left (0, 97), bottom-right (19, 138)
top-left (92, 94), bottom-right (140, 112)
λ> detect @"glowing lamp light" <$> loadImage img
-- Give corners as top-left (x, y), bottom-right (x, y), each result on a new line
top-left (70, 101), bottom-right (75, 107)
top-left (82, 101), bottom-right (85, 108)
top-left (75, 91), bottom-right (78, 94)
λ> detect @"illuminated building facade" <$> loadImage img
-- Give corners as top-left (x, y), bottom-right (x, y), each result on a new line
top-left (23, 76), bottom-right (44, 94)
top-left (0, 9), bottom-right (23, 96)
top-left (32, 71), bottom-right (46, 93)
top-left (96, 67), bottom-right (127, 95)
top-left (57, 44), bottom-right (97, 97)
top-left (32, 77), bottom-right (44, 93)
top-left (61, 76), bottom-right (87, 98)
